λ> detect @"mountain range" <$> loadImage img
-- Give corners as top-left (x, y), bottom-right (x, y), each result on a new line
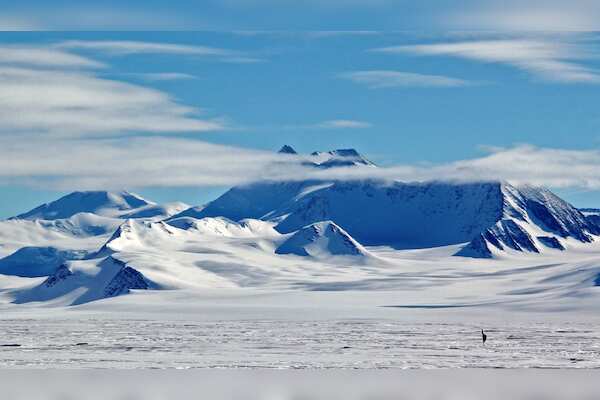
top-left (1, 145), bottom-right (599, 305)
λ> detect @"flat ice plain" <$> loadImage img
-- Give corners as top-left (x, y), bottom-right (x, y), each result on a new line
top-left (1, 287), bottom-right (600, 369)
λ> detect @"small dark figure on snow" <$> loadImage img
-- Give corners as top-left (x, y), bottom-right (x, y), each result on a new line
top-left (481, 329), bottom-right (487, 345)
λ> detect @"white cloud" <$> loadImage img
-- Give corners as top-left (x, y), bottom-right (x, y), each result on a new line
top-left (56, 40), bottom-right (236, 57)
top-left (341, 70), bottom-right (470, 88)
top-left (377, 39), bottom-right (600, 84)
top-left (0, 46), bottom-right (104, 68)
top-left (316, 119), bottom-right (372, 129)
top-left (119, 72), bottom-right (198, 81)
top-left (55, 40), bottom-right (264, 63)
top-left (0, 67), bottom-right (223, 137)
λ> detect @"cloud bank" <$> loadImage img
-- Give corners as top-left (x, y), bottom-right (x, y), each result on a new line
top-left (3, 139), bottom-right (600, 191)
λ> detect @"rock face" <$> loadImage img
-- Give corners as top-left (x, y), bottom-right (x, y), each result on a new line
top-left (276, 221), bottom-right (369, 257)
top-left (457, 185), bottom-right (599, 258)
top-left (43, 264), bottom-right (73, 288)
top-left (13, 191), bottom-right (151, 220)
top-left (278, 145), bottom-right (298, 155)
top-left (103, 265), bottom-right (150, 298)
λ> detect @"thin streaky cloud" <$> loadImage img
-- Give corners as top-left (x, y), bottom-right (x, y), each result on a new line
top-left (376, 39), bottom-right (600, 84)
top-left (341, 70), bottom-right (470, 88)
top-left (55, 40), bottom-right (238, 57)
top-left (116, 72), bottom-right (198, 81)
top-left (0, 66), bottom-right (224, 137)
top-left (316, 119), bottom-right (372, 129)
top-left (0, 46), bottom-right (105, 68)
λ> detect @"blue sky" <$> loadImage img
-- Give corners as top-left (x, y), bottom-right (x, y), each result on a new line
top-left (3, 27), bottom-right (600, 217)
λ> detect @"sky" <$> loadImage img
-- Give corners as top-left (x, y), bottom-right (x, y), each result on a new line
top-left (3, 3), bottom-right (600, 217)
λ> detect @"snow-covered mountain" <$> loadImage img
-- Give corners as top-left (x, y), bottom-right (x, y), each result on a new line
top-left (458, 185), bottom-right (600, 257)
top-left (275, 221), bottom-right (370, 257)
top-left (13, 191), bottom-right (152, 220)
top-left (11, 256), bottom-right (155, 305)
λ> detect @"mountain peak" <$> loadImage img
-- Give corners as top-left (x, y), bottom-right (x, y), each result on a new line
top-left (278, 145), bottom-right (298, 154)
top-left (310, 148), bottom-right (374, 168)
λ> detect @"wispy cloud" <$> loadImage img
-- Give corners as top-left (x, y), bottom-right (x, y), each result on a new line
top-left (376, 39), bottom-right (600, 84)
top-left (0, 44), bottom-right (226, 138)
top-left (56, 40), bottom-right (235, 57)
top-left (315, 119), bottom-right (372, 129)
top-left (56, 40), bottom-right (264, 63)
top-left (341, 70), bottom-right (470, 88)
top-left (0, 67), bottom-right (223, 137)
top-left (0, 46), bottom-right (104, 68)
top-left (117, 72), bottom-right (198, 81)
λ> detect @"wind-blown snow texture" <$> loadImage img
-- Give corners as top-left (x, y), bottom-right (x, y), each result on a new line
top-left (2, 147), bottom-right (600, 307)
